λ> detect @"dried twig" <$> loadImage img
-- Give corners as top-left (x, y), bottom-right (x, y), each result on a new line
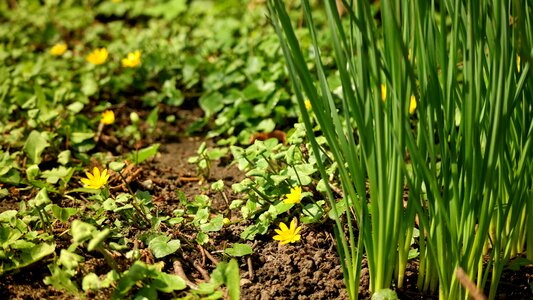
top-left (247, 256), bottom-right (254, 280)
top-left (455, 266), bottom-right (487, 300)
top-left (193, 261), bottom-right (211, 282)
top-left (198, 244), bottom-right (219, 265)
top-left (173, 260), bottom-right (198, 289)
top-left (198, 244), bottom-right (206, 266)
top-left (178, 176), bottom-right (200, 182)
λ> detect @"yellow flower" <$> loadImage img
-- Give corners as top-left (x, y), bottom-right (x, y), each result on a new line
top-left (304, 99), bottom-right (312, 110)
top-left (283, 186), bottom-right (302, 204)
top-left (409, 95), bottom-right (417, 114)
top-left (50, 43), bottom-right (67, 56)
top-left (86, 48), bottom-right (108, 65)
top-left (121, 50), bottom-right (141, 68)
top-left (517, 55), bottom-right (521, 73)
top-left (381, 84), bottom-right (387, 102)
top-left (100, 110), bottom-right (115, 125)
top-left (111, 0), bottom-right (122, 2)
top-left (80, 167), bottom-right (110, 189)
top-left (273, 219), bottom-right (301, 245)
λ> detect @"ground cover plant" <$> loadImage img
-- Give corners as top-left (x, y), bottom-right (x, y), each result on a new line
top-left (0, 0), bottom-right (532, 299)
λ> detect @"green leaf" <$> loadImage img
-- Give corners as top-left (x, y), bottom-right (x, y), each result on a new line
top-left (152, 271), bottom-right (187, 292)
top-left (11, 240), bottom-right (35, 250)
top-left (242, 80), bottom-right (276, 100)
top-left (196, 232), bottom-right (209, 245)
top-left (0, 210), bottom-right (17, 222)
top-left (328, 200), bottom-right (347, 221)
top-left (225, 259), bottom-right (240, 300)
top-left (26, 164), bottom-right (40, 180)
top-left (109, 161), bottom-right (126, 172)
top-left (23, 130), bottom-right (50, 164)
top-left (127, 144), bottom-right (160, 165)
top-left (15, 242), bottom-right (56, 271)
top-left (41, 166), bottom-right (73, 184)
top-left (135, 287), bottom-right (158, 300)
top-left (199, 92), bottom-right (224, 117)
top-left (112, 262), bottom-right (154, 300)
top-left (162, 79), bottom-right (184, 106)
top-left (211, 179), bottom-right (224, 191)
top-left (273, 202), bottom-right (293, 215)
top-left (58, 249), bottom-right (83, 270)
top-left (81, 73), bottom-right (98, 96)
top-left (82, 273), bottom-right (102, 291)
top-left (146, 107), bottom-right (159, 132)
top-left (240, 223), bottom-right (267, 240)
top-left (44, 259), bottom-right (80, 295)
top-left (71, 220), bottom-right (97, 244)
top-left (206, 147), bottom-right (228, 160)
top-left (71, 132), bottom-right (95, 144)
top-left (67, 102), bottom-right (84, 114)
top-left (301, 201), bottom-right (324, 224)
top-left (507, 257), bottom-right (532, 271)
top-left (371, 289), bottom-right (398, 300)
top-left (50, 205), bottom-right (77, 222)
top-left (57, 150), bottom-right (71, 165)
top-left (224, 243), bottom-right (253, 257)
top-left (148, 235), bottom-right (181, 258)
top-left (0, 169), bottom-right (21, 185)
top-left (200, 214), bottom-right (224, 232)
top-left (145, 0), bottom-right (187, 20)
top-left (0, 188), bottom-right (8, 199)
top-left (88, 228), bottom-right (111, 251)
top-left (28, 188), bottom-right (51, 207)
top-left (256, 119), bottom-right (276, 132)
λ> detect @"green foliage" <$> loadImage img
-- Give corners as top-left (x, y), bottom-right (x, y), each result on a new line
top-left (224, 243), bottom-right (253, 257)
top-left (187, 259), bottom-right (241, 300)
top-left (148, 235), bottom-right (181, 259)
top-left (126, 143), bottom-right (160, 165)
top-left (188, 141), bottom-right (228, 181)
top-left (112, 261), bottom-right (186, 300)
top-left (371, 289), bottom-right (398, 300)
top-left (230, 129), bottom-right (329, 240)
top-left (0, 210), bottom-right (56, 275)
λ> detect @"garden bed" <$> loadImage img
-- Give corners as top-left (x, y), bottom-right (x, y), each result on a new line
top-left (1, 104), bottom-right (532, 299)
top-left (1, 1), bottom-right (532, 299)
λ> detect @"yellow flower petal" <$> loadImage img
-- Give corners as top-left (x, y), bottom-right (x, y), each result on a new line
top-left (279, 222), bottom-right (288, 231)
top-left (50, 43), bottom-right (67, 56)
top-left (101, 169), bottom-right (109, 181)
top-left (100, 110), bottom-right (115, 125)
top-left (381, 84), bottom-right (387, 102)
top-left (304, 99), bottom-right (312, 110)
top-left (93, 167), bottom-right (100, 178)
top-left (87, 48), bottom-right (108, 65)
top-left (80, 167), bottom-right (109, 189)
top-left (283, 186), bottom-right (302, 204)
top-left (409, 95), bottom-right (417, 115)
top-left (289, 219), bottom-right (297, 230)
top-left (122, 50), bottom-right (141, 68)
top-left (85, 171), bottom-right (94, 180)
top-left (272, 220), bottom-right (302, 245)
